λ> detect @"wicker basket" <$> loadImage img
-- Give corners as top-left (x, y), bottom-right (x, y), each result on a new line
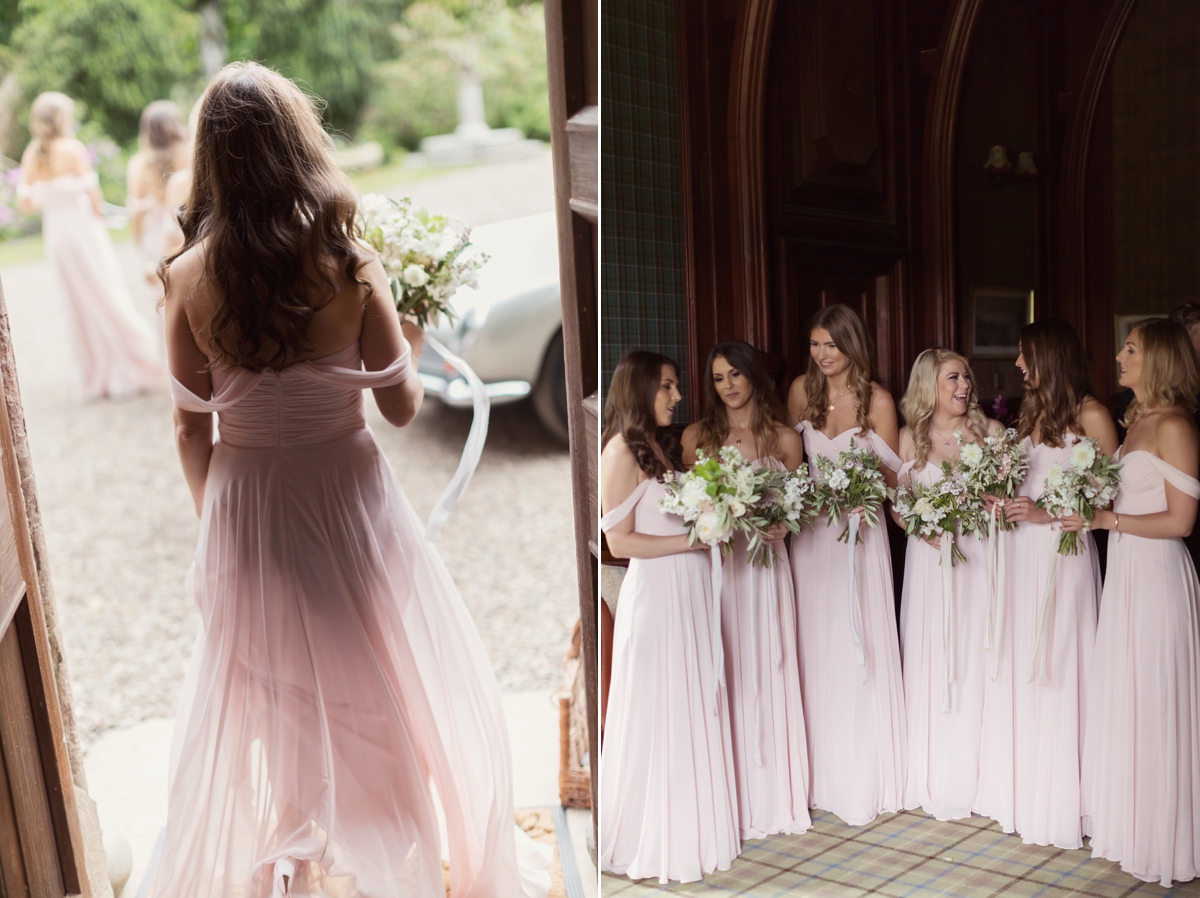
top-left (558, 621), bottom-right (592, 808)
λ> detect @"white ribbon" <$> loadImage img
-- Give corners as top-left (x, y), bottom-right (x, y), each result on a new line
top-left (422, 334), bottom-right (490, 543)
top-left (272, 858), bottom-right (296, 897)
top-left (983, 507), bottom-right (1008, 682)
top-left (846, 512), bottom-right (867, 681)
top-left (1028, 549), bottom-right (1058, 684)
top-left (940, 534), bottom-right (955, 712)
top-left (710, 543), bottom-right (725, 714)
top-left (747, 547), bottom-right (784, 767)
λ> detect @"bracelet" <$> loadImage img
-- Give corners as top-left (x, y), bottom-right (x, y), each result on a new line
top-left (1114, 513), bottom-right (1120, 532)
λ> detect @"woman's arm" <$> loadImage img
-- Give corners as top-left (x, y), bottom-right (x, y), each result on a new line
top-left (126, 154), bottom-right (146, 241)
top-left (602, 436), bottom-right (698, 559)
top-left (17, 145), bottom-right (39, 214)
top-left (776, 426), bottom-right (804, 473)
top-left (65, 140), bottom-right (106, 217)
top-left (1080, 397), bottom-right (1120, 457)
top-left (1063, 413), bottom-right (1200, 539)
top-left (163, 249), bottom-right (214, 516)
top-left (786, 375), bottom-right (808, 427)
top-left (360, 256), bottom-right (424, 427)
top-left (680, 422), bottom-right (702, 468)
top-left (869, 384), bottom-right (900, 488)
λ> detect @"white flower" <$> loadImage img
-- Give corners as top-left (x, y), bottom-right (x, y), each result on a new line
top-left (694, 511), bottom-right (731, 545)
top-left (1070, 440), bottom-right (1097, 470)
top-left (728, 499), bottom-right (746, 518)
top-left (402, 264), bottom-right (430, 287)
top-left (960, 443), bottom-right (984, 466)
top-left (913, 497), bottom-right (937, 519)
top-left (1046, 464), bottom-right (1065, 488)
top-left (827, 469), bottom-right (851, 491)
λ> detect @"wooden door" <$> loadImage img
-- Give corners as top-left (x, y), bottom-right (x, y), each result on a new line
top-left (0, 286), bottom-right (91, 897)
top-left (544, 0), bottom-right (599, 832)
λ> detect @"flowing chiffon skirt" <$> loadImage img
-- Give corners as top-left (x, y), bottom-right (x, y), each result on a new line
top-left (599, 478), bottom-right (740, 883)
top-left (155, 342), bottom-right (551, 898)
top-left (899, 519), bottom-right (990, 821)
top-left (792, 423), bottom-right (907, 826)
top-left (722, 531), bottom-right (811, 839)
top-left (1084, 451), bottom-right (1200, 887)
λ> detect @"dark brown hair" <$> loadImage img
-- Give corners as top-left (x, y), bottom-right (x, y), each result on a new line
top-left (1016, 318), bottom-right (1094, 447)
top-left (137, 100), bottom-right (188, 201)
top-left (161, 61), bottom-right (369, 372)
top-left (695, 340), bottom-right (787, 461)
top-left (1169, 303), bottom-right (1200, 332)
top-left (801, 304), bottom-right (876, 435)
top-left (602, 350), bottom-right (683, 481)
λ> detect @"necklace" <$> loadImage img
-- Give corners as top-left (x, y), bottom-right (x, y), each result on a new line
top-left (931, 420), bottom-right (966, 448)
top-left (828, 384), bottom-right (851, 412)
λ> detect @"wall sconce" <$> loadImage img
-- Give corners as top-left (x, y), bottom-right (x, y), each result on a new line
top-left (984, 145), bottom-right (1012, 188)
top-left (1015, 151), bottom-right (1038, 180)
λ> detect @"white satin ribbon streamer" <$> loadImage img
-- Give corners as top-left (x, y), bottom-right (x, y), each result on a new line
top-left (984, 507), bottom-right (1008, 682)
top-left (747, 548), bottom-right (784, 767)
top-left (272, 858), bottom-right (296, 897)
top-left (710, 543), bottom-right (725, 714)
top-left (1029, 550), bottom-right (1058, 684)
top-left (940, 534), bottom-right (955, 712)
top-left (983, 505), bottom-right (997, 652)
top-left (423, 334), bottom-right (490, 543)
top-left (846, 512), bottom-right (867, 681)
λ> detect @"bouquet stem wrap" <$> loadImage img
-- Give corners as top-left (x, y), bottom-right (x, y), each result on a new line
top-left (983, 506), bottom-right (1008, 682)
top-left (941, 534), bottom-right (956, 712)
top-left (422, 334), bottom-right (490, 543)
top-left (710, 544), bottom-right (725, 715)
top-left (846, 512), bottom-right (867, 681)
top-left (1029, 550), bottom-right (1058, 684)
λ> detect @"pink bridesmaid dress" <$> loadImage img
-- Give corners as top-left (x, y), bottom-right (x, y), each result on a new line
top-left (1083, 449), bottom-right (1200, 887)
top-left (791, 421), bottom-right (907, 825)
top-left (898, 460), bottom-right (990, 820)
top-left (30, 172), bottom-right (162, 399)
top-left (722, 457), bottom-right (811, 839)
top-left (155, 340), bottom-right (552, 898)
top-left (974, 435), bottom-right (1098, 848)
top-left (600, 477), bottom-right (740, 883)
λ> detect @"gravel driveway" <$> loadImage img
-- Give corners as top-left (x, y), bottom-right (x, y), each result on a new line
top-left (1, 152), bottom-right (579, 748)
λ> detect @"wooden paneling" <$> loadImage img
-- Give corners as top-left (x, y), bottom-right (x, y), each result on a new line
top-left (0, 448), bottom-right (20, 635)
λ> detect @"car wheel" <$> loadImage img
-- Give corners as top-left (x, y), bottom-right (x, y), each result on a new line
top-left (533, 329), bottom-right (569, 443)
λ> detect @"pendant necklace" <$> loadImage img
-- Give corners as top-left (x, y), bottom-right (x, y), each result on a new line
top-left (828, 384), bottom-right (851, 412)
top-left (932, 422), bottom-right (962, 448)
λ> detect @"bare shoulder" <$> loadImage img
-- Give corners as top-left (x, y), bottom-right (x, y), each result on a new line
top-left (1154, 408), bottom-right (1199, 443)
top-left (869, 381), bottom-right (894, 408)
top-left (681, 421), bottom-right (702, 445)
top-left (898, 425), bottom-right (916, 461)
top-left (788, 373), bottom-right (808, 404)
top-left (602, 432), bottom-right (634, 463)
top-left (1078, 396), bottom-right (1113, 426)
top-left (986, 417), bottom-right (1005, 436)
top-left (775, 423), bottom-right (803, 453)
top-left (164, 242), bottom-right (210, 311)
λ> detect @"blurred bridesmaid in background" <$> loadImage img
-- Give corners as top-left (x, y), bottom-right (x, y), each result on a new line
top-left (1066, 318), bottom-right (1200, 887)
top-left (683, 339), bottom-right (811, 842)
top-left (786, 304), bottom-right (907, 826)
top-left (126, 100), bottom-right (189, 284)
top-left (895, 349), bottom-right (1002, 820)
top-left (600, 350), bottom-right (739, 883)
top-left (19, 91), bottom-right (162, 400)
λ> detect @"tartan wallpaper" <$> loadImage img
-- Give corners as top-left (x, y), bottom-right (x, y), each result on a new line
top-left (600, 0), bottom-right (690, 415)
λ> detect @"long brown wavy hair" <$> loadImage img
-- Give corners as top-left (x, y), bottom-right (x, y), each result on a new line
top-left (694, 340), bottom-right (787, 461)
top-left (601, 350), bottom-right (683, 481)
top-left (161, 62), bottom-right (369, 372)
top-left (136, 100), bottom-right (189, 201)
top-left (1017, 318), bottom-right (1093, 448)
top-left (1123, 317), bottom-right (1200, 427)
top-left (801, 304), bottom-right (875, 435)
top-left (899, 348), bottom-right (990, 469)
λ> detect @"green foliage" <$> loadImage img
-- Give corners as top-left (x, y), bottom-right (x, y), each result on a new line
top-left (363, 0), bottom-right (549, 151)
top-left (11, 0), bottom-right (198, 145)
top-left (221, 0), bottom-right (405, 134)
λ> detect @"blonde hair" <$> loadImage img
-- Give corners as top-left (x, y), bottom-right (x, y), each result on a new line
top-left (800, 304), bottom-right (875, 435)
top-left (28, 92), bottom-right (75, 168)
top-left (137, 100), bottom-right (189, 200)
top-left (899, 349), bottom-right (990, 469)
top-left (1123, 318), bottom-right (1200, 427)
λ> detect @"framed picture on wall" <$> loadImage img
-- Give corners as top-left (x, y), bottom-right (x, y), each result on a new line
top-left (1115, 313), bottom-right (1168, 354)
top-left (967, 288), bottom-right (1034, 358)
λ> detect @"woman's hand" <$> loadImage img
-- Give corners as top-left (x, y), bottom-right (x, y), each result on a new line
top-left (982, 494), bottom-right (1003, 513)
top-left (765, 523), bottom-right (788, 543)
top-left (1061, 509), bottom-right (1116, 533)
top-left (922, 533), bottom-right (943, 550)
top-left (1004, 495), bottom-right (1053, 525)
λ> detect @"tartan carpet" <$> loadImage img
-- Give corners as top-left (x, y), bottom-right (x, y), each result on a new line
top-left (601, 809), bottom-right (1200, 896)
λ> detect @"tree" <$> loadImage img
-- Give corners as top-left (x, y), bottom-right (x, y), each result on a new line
top-left (12, 0), bottom-right (198, 144)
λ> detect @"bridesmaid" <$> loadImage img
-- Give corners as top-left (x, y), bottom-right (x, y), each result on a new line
top-left (682, 340), bottom-right (812, 841)
top-left (18, 92), bottom-right (162, 400)
top-left (600, 350), bottom-right (739, 883)
top-left (895, 349), bottom-right (1002, 820)
top-left (126, 100), bottom-right (189, 283)
top-left (786, 304), bottom-right (907, 826)
top-left (976, 318), bottom-right (1117, 848)
top-left (1066, 319), bottom-right (1200, 887)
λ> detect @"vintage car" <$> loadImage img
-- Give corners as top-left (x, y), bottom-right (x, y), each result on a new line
top-left (417, 211), bottom-right (567, 440)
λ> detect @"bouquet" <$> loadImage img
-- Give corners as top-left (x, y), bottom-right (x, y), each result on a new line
top-left (890, 463), bottom-right (976, 565)
top-left (658, 446), bottom-right (761, 557)
top-left (743, 464), bottom-right (821, 567)
top-left (954, 427), bottom-right (1029, 533)
top-left (1036, 438), bottom-right (1122, 555)
top-left (812, 439), bottom-right (889, 543)
top-left (356, 193), bottom-right (488, 328)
